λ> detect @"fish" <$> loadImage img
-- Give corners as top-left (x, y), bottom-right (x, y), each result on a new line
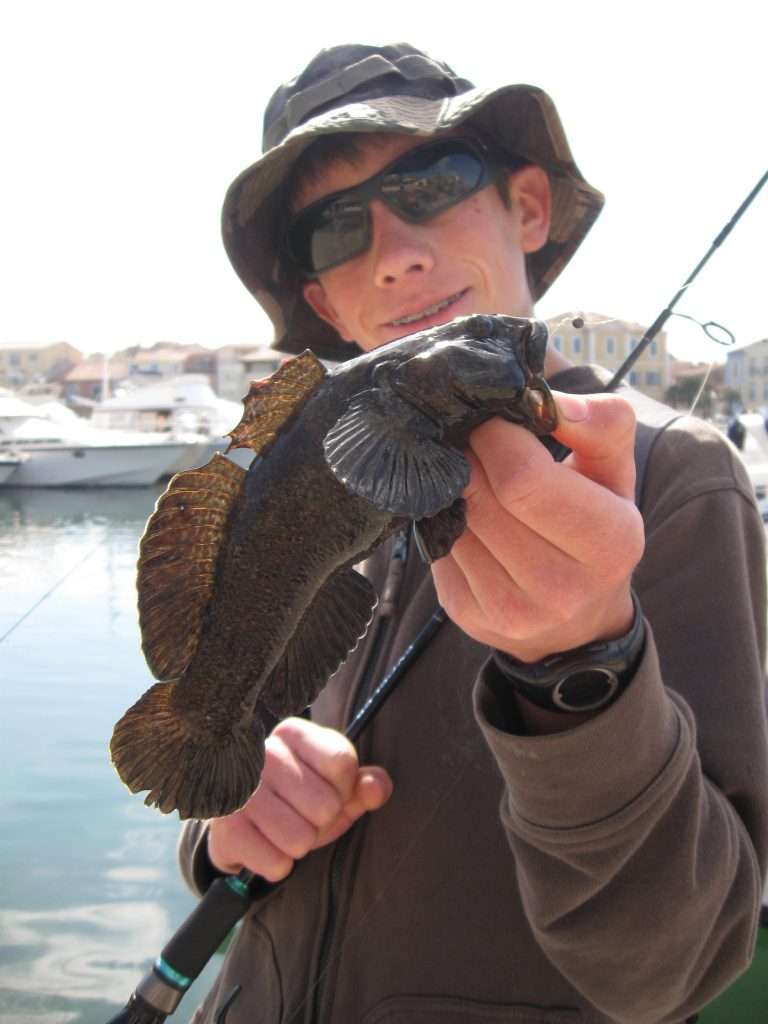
top-left (109, 313), bottom-right (558, 820)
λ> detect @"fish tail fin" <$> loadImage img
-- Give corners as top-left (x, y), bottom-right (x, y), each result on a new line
top-left (109, 681), bottom-right (265, 820)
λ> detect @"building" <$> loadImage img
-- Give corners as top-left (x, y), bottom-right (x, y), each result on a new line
top-left (122, 342), bottom-right (205, 381)
top-left (724, 337), bottom-right (768, 411)
top-left (63, 355), bottom-right (131, 401)
top-left (215, 344), bottom-right (282, 402)
top-left (0, 341), bottom-right (82, 390)
top-left (546, 313), bottom-right (669, 401)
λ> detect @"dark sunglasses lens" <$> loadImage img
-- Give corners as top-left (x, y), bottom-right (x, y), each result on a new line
top-left (382, 143), bottom-right (486, 220)
top-left (287, 141), bottom-right (489, 274)
top-left (290, 199), bottom-right (369, 275)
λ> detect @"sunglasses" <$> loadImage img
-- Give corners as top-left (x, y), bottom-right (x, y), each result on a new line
top-left (284, 138), bottom-right (525, 276)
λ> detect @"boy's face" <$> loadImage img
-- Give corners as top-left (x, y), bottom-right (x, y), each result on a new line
top-left (297, 133), bottom-right (552, 353)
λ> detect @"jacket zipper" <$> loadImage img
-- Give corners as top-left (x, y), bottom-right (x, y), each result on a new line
top-left (309, 530), bottom-right (410, 1024)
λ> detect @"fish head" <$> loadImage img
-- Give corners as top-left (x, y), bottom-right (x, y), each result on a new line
top-left (391, 314), bottom-right (554, 431)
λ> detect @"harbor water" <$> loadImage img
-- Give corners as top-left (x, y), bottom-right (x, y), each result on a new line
top-left (0, 486), bottom-right (223, 1024)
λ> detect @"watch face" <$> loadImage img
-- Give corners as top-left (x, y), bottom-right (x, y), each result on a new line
top-left (552, 668), bottom-right (619, 712)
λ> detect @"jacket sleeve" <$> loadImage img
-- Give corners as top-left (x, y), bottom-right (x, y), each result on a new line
top-left (473, 420), bottom-right (768, 1024)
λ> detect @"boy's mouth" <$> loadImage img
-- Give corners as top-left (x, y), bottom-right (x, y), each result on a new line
top-left (386, 289), bottom-right (468, 328)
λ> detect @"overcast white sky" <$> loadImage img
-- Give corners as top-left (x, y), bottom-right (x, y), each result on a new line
top-left (1, 1), bottom-right (765, 366)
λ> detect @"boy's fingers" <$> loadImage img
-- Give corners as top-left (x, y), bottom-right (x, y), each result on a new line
top-left (551, 391), bottom-right (637, 499)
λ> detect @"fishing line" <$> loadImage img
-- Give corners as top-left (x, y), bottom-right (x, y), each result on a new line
top-left (0, 543), bottom-right (101, 643)
top-left (545, 310), bottom-right (728, 423)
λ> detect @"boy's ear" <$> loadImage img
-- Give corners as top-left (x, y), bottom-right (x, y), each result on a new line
top-left (508, 166), bottom-right (551, 254)
top-left (303, 281), bottom-right (354, 342)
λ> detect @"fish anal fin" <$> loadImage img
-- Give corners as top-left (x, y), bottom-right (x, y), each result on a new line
top-left (137, 454), bottom-right (246, 681)
top-left (262, 566), bottom-right (378, 718)
top-left (228, 351), bottom-right (327, 453)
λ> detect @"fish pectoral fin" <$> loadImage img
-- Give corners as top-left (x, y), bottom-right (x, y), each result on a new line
top-left (261, 566), bottom-right (378, 719)
top-left (228, 350), bottom-right (327, 453)
top-left (413, 498), bottom-right (467, 563)
top-left (137, 454), bottom-right (246, 680)
top-left (323, 388), bottom-right (469, 518)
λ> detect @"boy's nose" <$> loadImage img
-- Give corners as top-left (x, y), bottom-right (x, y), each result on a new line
top-left (369, 200), bottom-right (436, 286)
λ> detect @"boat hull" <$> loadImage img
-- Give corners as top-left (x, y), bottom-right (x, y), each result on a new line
top-left (5, 442), bottom-right (193, 487)
top-left (0, 457), bottom-right (22, 484)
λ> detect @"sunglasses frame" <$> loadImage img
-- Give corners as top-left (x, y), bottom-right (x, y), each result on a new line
top-left (284, 137), bottom-right (521, 277)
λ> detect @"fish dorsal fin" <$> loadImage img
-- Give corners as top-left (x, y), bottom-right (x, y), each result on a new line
top-left (228, 351), bottom-right (327, 453)
top-left (137, 454), bottom-right (246, 680)
top-left (260, 565), bottom-right (378, 719)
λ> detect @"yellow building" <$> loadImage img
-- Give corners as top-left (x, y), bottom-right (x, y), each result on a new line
top-left (0, 341), bottom-right (82, 389)
top-left (546, 313), bottom-right (669, 401)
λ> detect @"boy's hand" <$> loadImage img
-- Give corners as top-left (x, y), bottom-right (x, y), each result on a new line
top-left (208, 717), bottom-right (393, 882)
top-left (432, 392), bottom-right (644, 663)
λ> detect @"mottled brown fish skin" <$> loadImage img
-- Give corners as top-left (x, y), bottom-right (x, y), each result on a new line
top-left (177, 413), bottom-right (396, 723)
top-left (109, 314), bottom-right (557, 820)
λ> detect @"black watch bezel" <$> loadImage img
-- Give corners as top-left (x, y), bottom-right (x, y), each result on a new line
top-left (494, 592), bottom-right (646, 713)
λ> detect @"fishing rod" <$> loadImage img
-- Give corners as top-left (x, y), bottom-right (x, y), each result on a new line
top-left (106, 167), bottom-right (766, 1024)
top-left (605, 168), bottom-right (767, 390)
top-left (107, 603), bottom-right (447, 1024)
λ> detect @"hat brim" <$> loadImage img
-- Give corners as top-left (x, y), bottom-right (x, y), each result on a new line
top-left (222, 84), bottom-right (604, 362)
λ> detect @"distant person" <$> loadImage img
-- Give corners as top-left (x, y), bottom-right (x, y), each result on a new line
top-left (178, 42), bottom-right (768, 1023)
top-left (728, 414), bottom-right (746, 450)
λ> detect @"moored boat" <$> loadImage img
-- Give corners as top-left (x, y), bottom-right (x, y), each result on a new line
top-left (0, 392), bottom-right (201, 487)
top-left (91, 374), bottom-right (252, 473)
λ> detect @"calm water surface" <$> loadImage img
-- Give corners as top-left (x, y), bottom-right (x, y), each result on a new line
top-left (0, 487), bottom-right (223, 1024)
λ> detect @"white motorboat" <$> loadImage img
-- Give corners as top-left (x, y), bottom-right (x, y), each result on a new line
top-left (92, 374), bottom-right (252, 472)
top-left (0, 392), bottom-right (201, 487)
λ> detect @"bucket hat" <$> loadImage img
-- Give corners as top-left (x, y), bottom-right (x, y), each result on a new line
top-left (222, 42), bottom-right (604, 362)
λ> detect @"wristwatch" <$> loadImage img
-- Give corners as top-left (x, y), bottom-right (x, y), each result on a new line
top-left (493, 592), bottom-right (646, 713)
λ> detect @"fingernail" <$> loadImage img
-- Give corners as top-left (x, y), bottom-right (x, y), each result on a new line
top-left (555, 393), bottom-right (589, 422)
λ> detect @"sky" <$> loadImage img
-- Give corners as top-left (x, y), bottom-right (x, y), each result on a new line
top-left (1, 1), bottom-right (765, 366)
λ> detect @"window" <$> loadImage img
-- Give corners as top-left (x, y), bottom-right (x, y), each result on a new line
top-left (553, 335), bottom-right (562, 351)
top-left (629, 371), bottom-right (640, 386)
top-left (646, 371), bottom-right (660, 386)
top-left (650, 341), bottom-right (657, 356)
top-left (606, 336), bottom-right (615, 353)
top-left (572, 336), bottom-right (581, 353)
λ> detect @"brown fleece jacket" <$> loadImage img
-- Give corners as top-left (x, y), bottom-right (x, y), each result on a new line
top-left (178, 368), bottom-right (768, 1024)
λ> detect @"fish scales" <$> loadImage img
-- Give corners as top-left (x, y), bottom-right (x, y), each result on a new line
top-left (110, 314), bottom-right (558, 820)
top-left (177, 424), bottom-right (395, 714)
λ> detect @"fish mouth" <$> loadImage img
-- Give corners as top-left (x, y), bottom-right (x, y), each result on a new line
top-left (385, 289), bottom-right (468, 329)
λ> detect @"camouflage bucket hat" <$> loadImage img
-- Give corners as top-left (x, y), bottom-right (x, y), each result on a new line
top-left (222, 42), bottom-right (604, 362)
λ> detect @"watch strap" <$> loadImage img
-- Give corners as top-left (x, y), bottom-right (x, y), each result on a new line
top-left (493, 591), bottom-right (646, 713)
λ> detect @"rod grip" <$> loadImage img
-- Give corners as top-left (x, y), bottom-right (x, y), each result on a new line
top-left (160, 876), bottom-right (252, 982)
